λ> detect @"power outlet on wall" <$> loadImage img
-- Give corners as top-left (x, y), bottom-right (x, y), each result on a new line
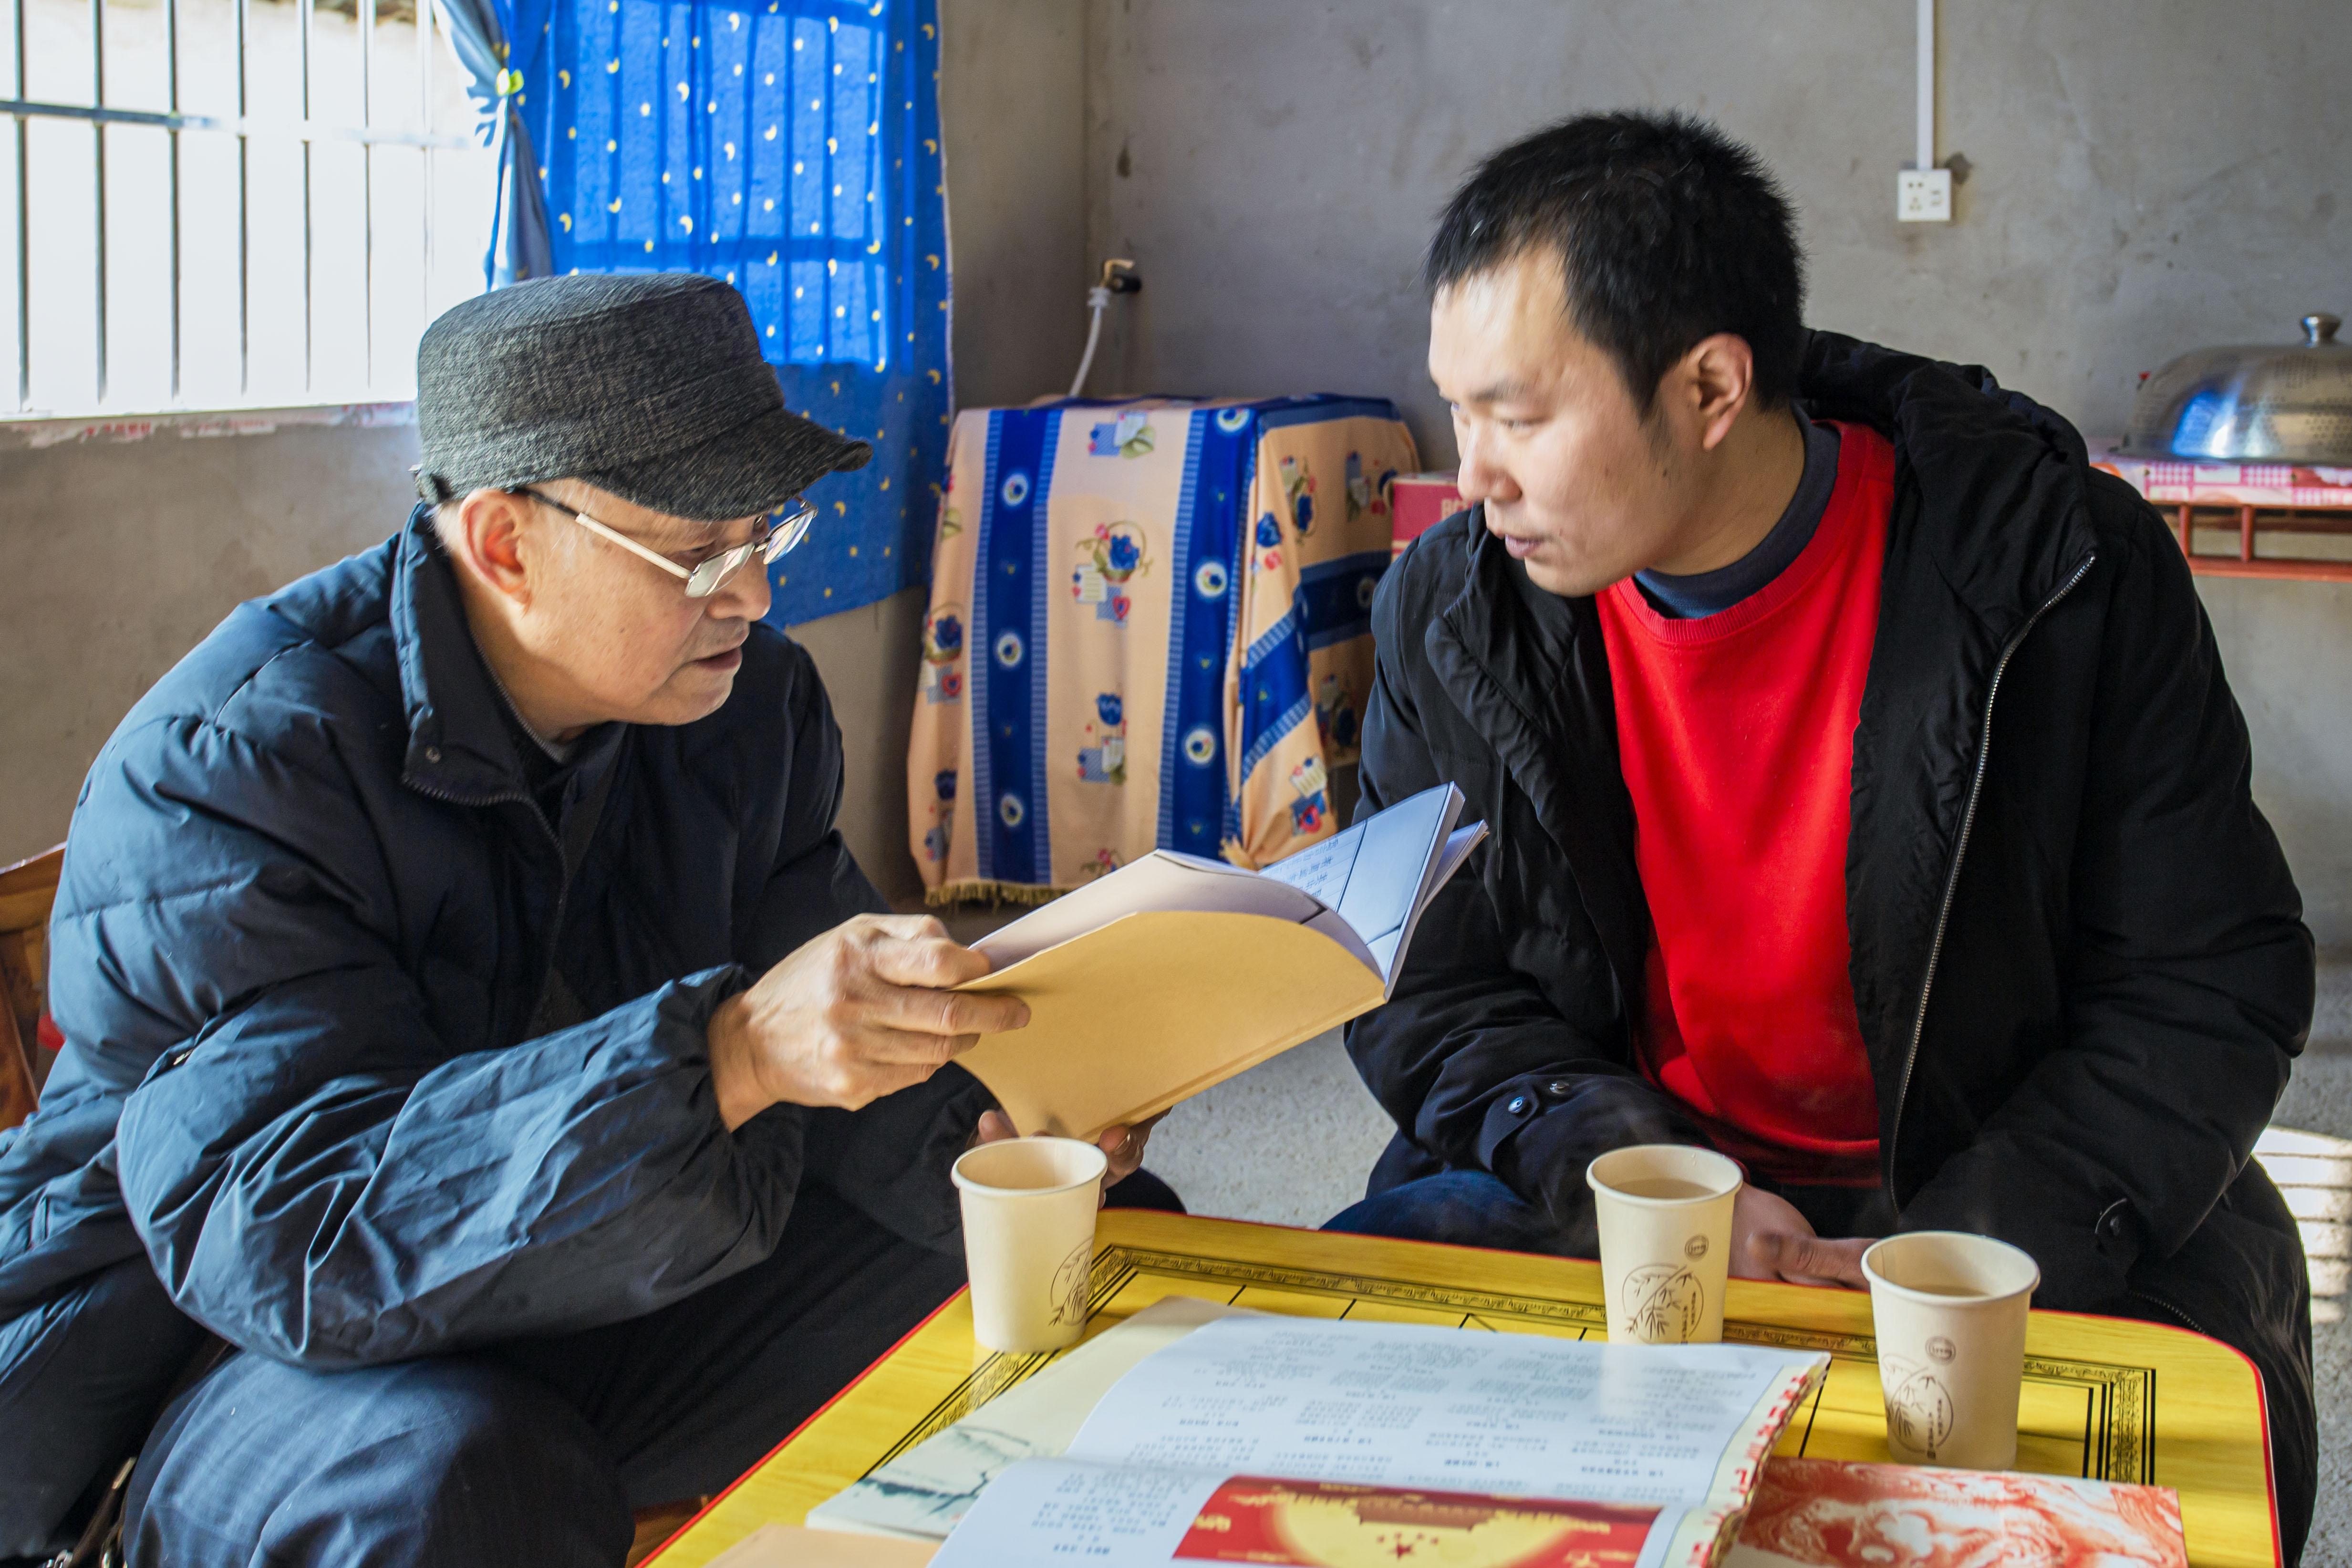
top-left (1898, 167), bottom-right (1953, 223)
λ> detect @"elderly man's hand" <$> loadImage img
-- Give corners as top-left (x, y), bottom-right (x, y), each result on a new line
top-left (973, 1108), bottom-right (1164, 1205)
top-left (707, 914), bottom-right (1030, 1129)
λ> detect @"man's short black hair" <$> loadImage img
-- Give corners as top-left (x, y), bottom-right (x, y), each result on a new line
top-left (1426, 110), bottom-right (1804, 413)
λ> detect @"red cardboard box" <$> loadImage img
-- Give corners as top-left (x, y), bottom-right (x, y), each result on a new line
top-left (1390, 471), bottom-right (1466, 555)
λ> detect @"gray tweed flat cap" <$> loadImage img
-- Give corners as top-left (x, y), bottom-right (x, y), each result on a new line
top-left (413, 273), bottom-right (870, 520)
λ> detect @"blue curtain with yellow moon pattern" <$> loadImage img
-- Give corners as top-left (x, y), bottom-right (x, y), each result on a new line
top-left (510, 0), bottom-right (952, 623)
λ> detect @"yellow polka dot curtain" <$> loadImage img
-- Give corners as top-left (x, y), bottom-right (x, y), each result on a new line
top-left (513, 0), bottom-right (952, 622)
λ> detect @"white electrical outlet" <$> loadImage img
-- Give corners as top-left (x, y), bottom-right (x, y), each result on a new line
top-left (1898, 167), bottom-right (1953, 223)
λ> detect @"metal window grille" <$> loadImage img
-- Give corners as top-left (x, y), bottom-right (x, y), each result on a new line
top-left (5, 0), bottom-right (482, 414)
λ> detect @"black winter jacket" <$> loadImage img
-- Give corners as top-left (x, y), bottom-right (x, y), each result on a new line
top-left (1348, 333), bottom-right (2314, 1529)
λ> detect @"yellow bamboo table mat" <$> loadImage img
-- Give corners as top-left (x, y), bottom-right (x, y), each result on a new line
top-left (647, 1211), bottom-right (2280, 1568)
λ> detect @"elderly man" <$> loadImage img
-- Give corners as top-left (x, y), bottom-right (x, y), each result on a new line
top-left (0, 274), bottom-right (1164, 1567)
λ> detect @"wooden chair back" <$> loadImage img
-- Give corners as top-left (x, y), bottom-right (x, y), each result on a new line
top-left (0, 846), bottom-right (63, 1132)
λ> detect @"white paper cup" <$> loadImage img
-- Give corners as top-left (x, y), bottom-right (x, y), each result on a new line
top-left (951, 1136), bottom-right (1109, 1354)
top-left (1586, 1145), bottom-right (1742, 1345)
top-left (1862, 1231), bottom-right (2041, 1470)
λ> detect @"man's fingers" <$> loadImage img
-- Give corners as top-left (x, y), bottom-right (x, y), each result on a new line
top-left (1733, 1227), bottom-right (1792, 1280)
top-left (1778, 1235), bottom-right (1872, 1289)
top-left (1744, 1230), bottom-right (1823, 1283)
top-left (831, 1023), bottom-right (980, 1073)
top-left (868, 930), bottom-right (998, 990)
top-left (859, 913), bottom-right (953, 943)
top-left (1817, 1237), bottom-right (1874, 1289)
top-left (1740, 1230), bottom-right (1788, 1277)
top-left (973, 1109), bottom-right (1018, 1145)
top-left (852, 980), bottom-right (1030, 1038)
top-left (1096, 1112), bottom-right (1163, 1181)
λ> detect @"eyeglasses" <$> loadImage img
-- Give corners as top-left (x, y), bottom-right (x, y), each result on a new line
top-left (515, 488), bottom-right (816, 599)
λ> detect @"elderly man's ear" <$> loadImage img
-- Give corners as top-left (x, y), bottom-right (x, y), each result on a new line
top-left (442, 487), bottom-right (541, 604)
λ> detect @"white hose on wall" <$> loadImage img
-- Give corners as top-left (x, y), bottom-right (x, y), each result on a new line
top-left (1069, 285), bottom-right (1113, 398)
top-left (1068, 260), bottom-right (1139, 399)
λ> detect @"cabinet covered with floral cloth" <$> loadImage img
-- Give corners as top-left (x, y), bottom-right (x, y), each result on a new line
top-left (907, 395), bottom-right (1419, 902)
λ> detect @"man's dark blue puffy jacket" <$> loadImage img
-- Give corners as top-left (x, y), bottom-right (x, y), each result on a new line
top-left (0, 505), bottom-right (984, 1487)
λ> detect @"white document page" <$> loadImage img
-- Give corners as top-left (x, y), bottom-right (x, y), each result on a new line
top-left (974, 851), bottom-right (1326, 968)
top-left (1252, 821), bottom-right (1365, 909)
top-left (930, 1318), bottom-right (1823, 1568)
top-left (1258, 783), bottom-right (1461, 955)
top-left (1368, 820), bottom-right (1488, 984)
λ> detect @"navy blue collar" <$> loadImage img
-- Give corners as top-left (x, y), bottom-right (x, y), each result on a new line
top-left (392, 503), bottom-right (556, 803)
top-left (1633, 406), bottom-right (1841, 620)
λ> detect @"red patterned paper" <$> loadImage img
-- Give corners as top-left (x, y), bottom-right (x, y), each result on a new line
top-left (2092, 447), bottom-right (2352, 509)
top-left (1731, 1457), bottom-right (2186, 1568)
top-left (1175, 1475), bottom-right (1659, 1568)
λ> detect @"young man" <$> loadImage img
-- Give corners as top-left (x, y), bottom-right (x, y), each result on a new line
top-left (1331, 113), bottom-right (2316, 1558)
top-left (0, 274), bottom-right (1164, 1567)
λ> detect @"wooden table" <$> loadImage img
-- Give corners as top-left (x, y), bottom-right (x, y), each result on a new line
top-left (646, 1211), bottom-right (2281, 1568)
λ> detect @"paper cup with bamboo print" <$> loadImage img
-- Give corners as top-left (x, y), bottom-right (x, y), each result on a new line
top-left (1862, 1231), bottom-right (2041, 1470)
top-left (1585, 1145), bottom-right (1741, 1345)
top-left (952, 1137), bottom-right (1109, 1354)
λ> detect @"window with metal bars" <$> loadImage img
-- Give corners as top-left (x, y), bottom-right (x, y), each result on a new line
top-left (2, 0), bottom-right (497, 416)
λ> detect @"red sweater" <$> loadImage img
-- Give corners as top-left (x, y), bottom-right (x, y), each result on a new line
top-left (1594, 424), bottom-right (1894, 1184)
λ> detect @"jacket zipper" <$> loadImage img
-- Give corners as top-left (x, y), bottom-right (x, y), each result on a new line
top-left (2128, 1287), bottom-right (2217, 1340)
top-left (404, 776), bottom-right (572, 1032)
top-left (1884, 552), bottom-right (2096, 1215)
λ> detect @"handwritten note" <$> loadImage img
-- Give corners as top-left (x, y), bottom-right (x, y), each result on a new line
top-left (1072, 1318), bottom-right (1798, 1501)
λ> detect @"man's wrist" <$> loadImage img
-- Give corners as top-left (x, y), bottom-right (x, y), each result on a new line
top-left (706, 992), bottom-right (768, 1131)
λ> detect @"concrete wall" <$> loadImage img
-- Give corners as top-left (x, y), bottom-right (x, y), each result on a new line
top-left (0, 425), bottom-right (420, 864)
top-left (942, 0), bottom-right (1090, 413)
top-left (1079, 0), bottom-right (2352, 944)
top-left (2198, 579), bottom-right (2352, 950)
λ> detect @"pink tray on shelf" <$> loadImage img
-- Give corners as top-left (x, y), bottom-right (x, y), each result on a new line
top-left (2093, 445), bottom-right (2352, 582)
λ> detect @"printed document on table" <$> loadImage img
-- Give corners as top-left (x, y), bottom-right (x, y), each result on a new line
top-left (928, 1317), bottom-right (1825, 1568)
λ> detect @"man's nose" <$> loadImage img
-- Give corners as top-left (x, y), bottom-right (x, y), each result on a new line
top-left (1454, 426), bottom-right (1516, 507)
top-left (711, 554), bottom-right (773, 622)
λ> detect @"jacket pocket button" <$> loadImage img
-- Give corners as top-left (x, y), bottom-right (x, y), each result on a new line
top-left (2095, 1201), bottom-right (2129, 1241)
top-left (1543, 1080), bottom-right (1573, 1099)
top-left (425, 746), bottom-right (443, 763)
top-left (1506, 1094), bottom-right (1533, 1116)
